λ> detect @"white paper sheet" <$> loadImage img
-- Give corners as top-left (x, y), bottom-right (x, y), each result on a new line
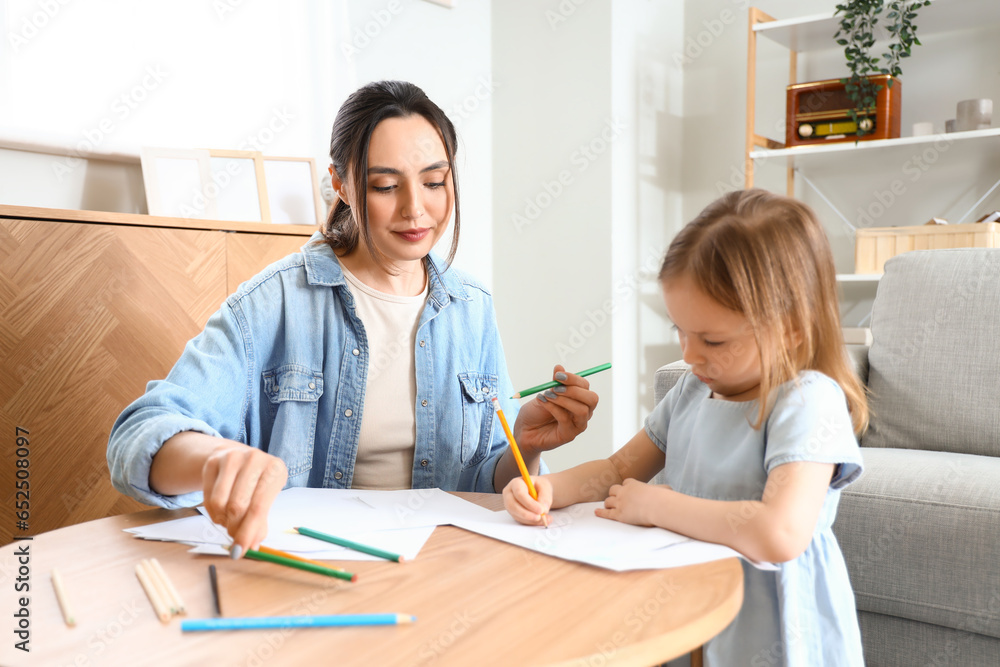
top-left (126, 489), bottom-right (767, 571)
top-left (450, 501), bottom-right (758, 571)
top-left (126, 488), bottom-right (487, 561)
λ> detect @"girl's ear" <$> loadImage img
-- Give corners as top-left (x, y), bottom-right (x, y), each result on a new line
top-left (785, 323), bottom-right (804, 349)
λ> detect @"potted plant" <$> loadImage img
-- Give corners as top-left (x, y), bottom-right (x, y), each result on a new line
top-left (834, 0), bottom-right (931, 136)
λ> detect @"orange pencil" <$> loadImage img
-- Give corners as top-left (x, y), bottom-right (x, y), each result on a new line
top-left (491, 397), bottom-right (548, 527)
top-left (257, 545), bottom-right (348, 572)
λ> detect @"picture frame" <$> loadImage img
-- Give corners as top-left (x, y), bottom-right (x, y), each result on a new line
top-left (139, 147), bottom-right (216, 219)
top-left (206, 149), bottom-right (270, 223)
top-left (262, 156), bottom-right (324, 226)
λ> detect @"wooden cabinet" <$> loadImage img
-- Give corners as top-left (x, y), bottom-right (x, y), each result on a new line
top-left (0, 205), bottom-right (314, 544)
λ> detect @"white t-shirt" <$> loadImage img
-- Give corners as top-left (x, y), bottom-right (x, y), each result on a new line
top-left (341, 265), bottom-right (428, 490)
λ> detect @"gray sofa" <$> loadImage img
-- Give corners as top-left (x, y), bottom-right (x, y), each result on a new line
top-left (653, 249), bottom-right (1000, 665)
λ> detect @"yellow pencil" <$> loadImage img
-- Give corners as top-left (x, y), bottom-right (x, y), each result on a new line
top-left (50, 568), bottom-right (76, 627)
top-left (491, 397), bottom-right (548, 527)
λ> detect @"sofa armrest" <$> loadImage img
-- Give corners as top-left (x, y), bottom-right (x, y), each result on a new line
top-left (653, 360), bottom-right (690, 405)
top-left (847, 343), bottom-right (870, 386)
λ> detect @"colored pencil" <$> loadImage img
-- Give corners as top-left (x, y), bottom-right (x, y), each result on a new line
top-left (135, 561), bottom-right (171, 623)
top-left (181, 613), bottom-right (416, 632)
top-left (512, 362), bottom-right (612, 398)
top-left (244, 548), bottom-right (357, 582)
top-left (492, 397), bottom-right (548, 527)
top-left (149, 558), bottom-right (186, 615)
top-left (257, 544), bottom-right (348, 572)
top-left (208, 565), bottom-right (222, 617)
top-left (294, 526), bottom-right (406, 563)
top-left (50, 568), bottom-right (76, 627)
top-left (141, 559), bottom-right (176, 615)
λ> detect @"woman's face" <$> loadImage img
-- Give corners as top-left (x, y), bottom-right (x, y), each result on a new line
top-left (344, 114), bottom-right (454, 268)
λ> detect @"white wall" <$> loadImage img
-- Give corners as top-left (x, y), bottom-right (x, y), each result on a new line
top-left (0, 0), bottom-right (494, 280)
top-left (0, 1), bottom-right (353, 215)
top-left (343, 0), bottom-right (494, 282)
top-left (491, 1), bottom-right (685, 470)
top-left (492, 0), bottom-right (614, 470)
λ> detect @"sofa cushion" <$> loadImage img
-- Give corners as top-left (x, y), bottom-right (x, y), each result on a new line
top-left (833, 448), bottom-right (1000, 639)
top-left (863, 249), bottom-right (1000, 456)
top-left (858, 610), bottom-right (1000, 667)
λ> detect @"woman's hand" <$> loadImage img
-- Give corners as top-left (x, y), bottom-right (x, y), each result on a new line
top-left (502, 475), bottom-right (553, 526)
top-left (201, 445), bottom-right (288, 558)
top-left (594, 478), bottom-right (659, 526)
top-left (513, 365), bottom-right (599, 456)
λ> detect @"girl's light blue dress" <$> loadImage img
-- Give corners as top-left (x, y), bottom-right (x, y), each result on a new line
top-left (645, 370), bottom-right (865, 666)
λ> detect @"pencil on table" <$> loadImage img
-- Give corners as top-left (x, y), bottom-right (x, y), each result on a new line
top-left (257, 545), bottom-right (349, 572)
top-left (208, 565), bottom-right (222, 617)
top-left (243, 548), bottom-right (358, 582)
top-left (181, 613), bottom-right (416, 632)
top-left (50, 568), bottom-right (76, 627)
top-left (511, 362), bottom-right (612, 399)
top-left (135, 561), bottom-right (171, 623)
top-left (293, 526), bottom-right (406, 563)
top-left (141, 559), bottom-right (176, 615)
top-left (149, 558), bottom-right (186, 615)
top-left (491, 397), bottom-right (549, 528)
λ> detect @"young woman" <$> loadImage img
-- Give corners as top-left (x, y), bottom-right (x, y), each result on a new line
top-left (108, 81), bottom-right (599, 558)
top-left (505, 189), bottom-right (867, 665)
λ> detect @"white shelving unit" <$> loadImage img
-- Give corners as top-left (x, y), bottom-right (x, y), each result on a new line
top-left (744, 1), bottom-right (1000, 284)
top-left (750, 127), bottom-right (1000, 164)
top-left (752, 0), bottom-right (1000, 53)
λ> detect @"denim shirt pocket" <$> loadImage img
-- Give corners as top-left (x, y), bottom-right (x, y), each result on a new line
top-left (458, 371), bottom-right (499, 467)
top-left (262, 364), bottom-right (323, 478)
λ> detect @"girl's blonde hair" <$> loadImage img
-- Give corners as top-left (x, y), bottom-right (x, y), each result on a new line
top-left (659, 189), bottom-right (869, 434)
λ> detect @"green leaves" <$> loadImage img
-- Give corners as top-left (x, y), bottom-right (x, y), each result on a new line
top-left (833, 0), bottom-right (929, 137)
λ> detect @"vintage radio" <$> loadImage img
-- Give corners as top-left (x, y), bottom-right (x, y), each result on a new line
top-left (786, 75), bottom-right (901, 147)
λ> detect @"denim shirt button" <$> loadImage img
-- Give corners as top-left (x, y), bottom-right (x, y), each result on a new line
top-left (308, 382), bottom-right (316, 390)
top-left (345, 409), bottom-right (353, 417)
top-left (421, 399), bottom-right (428, 407)
top-left (352, 348), bottom-right (360, 356)
top-left (420, 459), bottom-right (429, 467)
top-left (419, 340), bottom-right (426, 347)
top-left (482, 385), bottom-right (490, 393)
top-left (334, 471), bottom-right (343, 480)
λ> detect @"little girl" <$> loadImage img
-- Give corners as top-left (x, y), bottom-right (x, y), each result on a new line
top-left (504, 189), bottom-right (868, 666)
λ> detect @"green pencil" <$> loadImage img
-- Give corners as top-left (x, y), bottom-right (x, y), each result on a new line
top-left (295, 527), bottom-right (406, 563)
top-left (243, 548), bottom-right (357, 582)
top-left (512, 362), bottom-right (612, 399)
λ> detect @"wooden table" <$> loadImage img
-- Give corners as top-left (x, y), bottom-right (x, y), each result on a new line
top-left (0, 494), bottom-right (743, 666)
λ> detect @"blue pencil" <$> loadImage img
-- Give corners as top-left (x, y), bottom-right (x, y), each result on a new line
top-left (181, 613), bottom-right (416, 632)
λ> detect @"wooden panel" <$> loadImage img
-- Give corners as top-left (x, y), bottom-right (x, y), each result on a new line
top-left (0, 219), bottom-right (228, 545)
top-left (225, 232), bottom-right (311, 294)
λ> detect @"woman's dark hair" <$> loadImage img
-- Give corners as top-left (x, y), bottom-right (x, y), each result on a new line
top-left (320, 80), bottom-right (460, 269)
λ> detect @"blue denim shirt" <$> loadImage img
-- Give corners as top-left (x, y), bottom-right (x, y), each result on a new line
top-left (107, 233), bottom-right (520, 509)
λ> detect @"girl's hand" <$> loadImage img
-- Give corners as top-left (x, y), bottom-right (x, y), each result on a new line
top-left (202, 445), bottom-right (288, 558)
top-left (595, 478), bottom-right (658, 526)
top-left (502, 475), bottom-right (553, 526)
top-left (513, 365), bottom-right (599, 455)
